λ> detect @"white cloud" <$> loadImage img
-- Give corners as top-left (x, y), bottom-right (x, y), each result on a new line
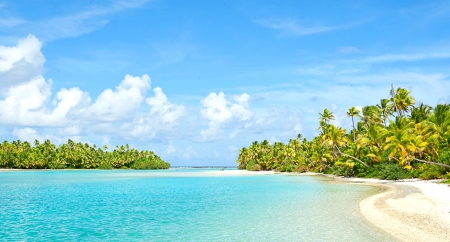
top-left (120, 87), bottom-right (186, 139)
top-left (360, 52), bottom-right (450, 63)
top-left (57, 126), bottom-right (82, 136)
top-left (337, 46), bottom-right (358, 54)
top-left (166, 142), bottom-right (177, 155)
top-left (146, 87), bottom-right (186, 123)
top-left (200, 92), bottom-right (252, 140)
top-left (163, 141), bottom-right (197, 160)
top-left (256, 18), bottom-right (340, 36)
top-left (183, 147), bottom-right (197, 159)
top-left (0, 35), bottom-right (187, 144)
top-left (0, 17), bottom-right (25, 28)
top-left (19, 0), bottom-right (151, 41)
top-left (12, 127), bottom-right (43, 143)
top-left (0, 76), bottom-right (52, 125)
top-left (53, 87), bottom-right (91, 121)
top-left (0, 34), bottom-right (44, 90)
top-left (86, 74), bottom-right (151, 122)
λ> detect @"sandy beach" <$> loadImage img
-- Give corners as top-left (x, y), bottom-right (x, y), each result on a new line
top-left (337, 177), bottom-right (450, 242)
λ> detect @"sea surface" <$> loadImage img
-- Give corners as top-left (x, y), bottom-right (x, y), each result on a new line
top-left (0, 169), bottom-right (398, 241)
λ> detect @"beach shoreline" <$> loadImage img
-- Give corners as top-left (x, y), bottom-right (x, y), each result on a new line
top-left (333, 176), bottom-right (450, 242)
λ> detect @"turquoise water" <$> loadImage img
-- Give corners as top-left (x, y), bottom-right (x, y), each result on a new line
top-left (0, 169), bottom-right (397, 241)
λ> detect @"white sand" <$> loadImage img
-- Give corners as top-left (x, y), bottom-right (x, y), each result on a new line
top-left (342, 178), bottom-right (450, 242)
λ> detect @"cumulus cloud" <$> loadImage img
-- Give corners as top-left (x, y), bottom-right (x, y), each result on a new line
top-left (120, 87), bottom-right (186, 139)
top-left (0, 34), bottom-right (44, 90)
top-left (0, 76), bottom-right (52, 125)
top-left (1, 35), bottom-right (187, 144)
top-left (200, 92), bottom-right (252, 140)
top-left (146, 87), bottom-right (185, 123)
top-left (53, 87), bottom-right (91, 121)
top-left (12, 127), bottom-right (43, 143)
top-left (85, 74), bottom-right (151, 122)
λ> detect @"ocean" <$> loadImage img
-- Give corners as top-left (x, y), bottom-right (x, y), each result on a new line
top-left (0, 169), bottom-right (397, 241)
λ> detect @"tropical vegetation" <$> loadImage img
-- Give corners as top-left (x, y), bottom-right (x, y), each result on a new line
top-left (0, 139), bottom-right (170, 169)
top-left (236, 85), bottom-right (450, 180)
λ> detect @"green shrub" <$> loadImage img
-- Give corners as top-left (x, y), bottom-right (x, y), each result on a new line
top-left (252, 164), bottom-right (261, 171)
top-left (245, 160), bottom-right (255, 171)
top-left (130, 157), bottom-right (170, 170)
top-left (295, 164), bottom-right (309, 173)
top-left (278, 163), bottom-right (295, 172)
top-left (97, 162), bottom-right (113, 170)
top-left (414, 164), bottom-right (448, 180)
top-left (327, 165), bottom-right (354, 177)
top-left (362, 163), bottom-right (411, 180)
top-left (437, 150), bottom-right (450, 165)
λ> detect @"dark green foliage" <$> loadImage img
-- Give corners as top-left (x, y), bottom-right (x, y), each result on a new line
top-left (245, 160), bottom-right (261, 171)
top-left (326, 165), bottom-right (354, 177)
top-left (362, 163), bottom-right (412, 180)
top-left (437, 149), bottom-right (450, 165)
top-left (410, 164), bottom-right (448, 180)
top-left (97, 162), bottom-right (113, 170)
top-left (0, 139), bottom-right (170, 170)
top-left (130, 157), bottom-right (170, 170)
top-left (278, 163), bottom-right (295, 172)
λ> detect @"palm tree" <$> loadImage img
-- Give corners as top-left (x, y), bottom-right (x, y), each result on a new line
top-left (383, 116), bottom-right (415, 167)
top-left (390, 85), bottom-right (416, 117)
top-left (321, 124), bottom-right (347, 159)
top-left (377, 99), bottom-right (393, 126)
top-left (361, 106), bottom-right (382, 128)
top-left (411, 103), bottom-right (432, 124)
top-left (319, 108), bottom-right (335, 124)
top-left (319, 108), bottom-right (335, 135)
top-left (347, 107), bottom-right (360, 140)
top-left (430, 104), bottom-right (450, 132)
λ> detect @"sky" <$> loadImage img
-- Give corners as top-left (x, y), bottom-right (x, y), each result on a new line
top-left (1, 0), bottom-right (450, 166)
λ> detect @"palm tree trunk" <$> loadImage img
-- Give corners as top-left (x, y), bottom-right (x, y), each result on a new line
top-left (351, 116), bottom-right (356, 141)
top-left (334, 145), bottom-right (371, 168)
top-left (413, 158), bottom-right (450, 169)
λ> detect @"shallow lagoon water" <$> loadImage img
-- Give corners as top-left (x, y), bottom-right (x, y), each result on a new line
top-left (0, 169), bottom-right (397, 241)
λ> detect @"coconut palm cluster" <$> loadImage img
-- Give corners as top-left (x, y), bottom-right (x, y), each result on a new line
top-left (0, 139), bottom-right (170, 170)
top-left (237, 86), bottom-right (450, 180)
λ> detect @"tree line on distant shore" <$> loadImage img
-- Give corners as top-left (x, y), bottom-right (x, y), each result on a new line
top-left (0, 139), bottom-right (170, 170)
top-left (236, 85), bottom-right (450, 180)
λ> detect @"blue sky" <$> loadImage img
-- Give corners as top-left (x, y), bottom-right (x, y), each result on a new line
top-left (1, 0), bottom-right (450, 166)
